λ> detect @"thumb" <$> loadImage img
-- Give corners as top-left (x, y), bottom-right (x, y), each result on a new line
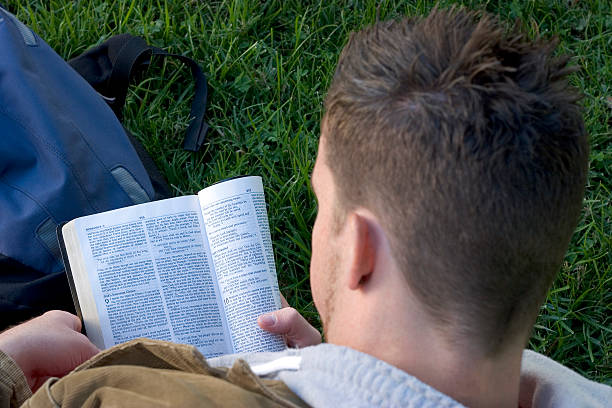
top-left (258, 308), bottom-right (321, 348)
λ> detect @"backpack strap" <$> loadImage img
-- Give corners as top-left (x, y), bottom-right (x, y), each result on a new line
top-left (69, 34), bottom-right (209, 152)
top-left (152, 48), bottom-right (210, 152)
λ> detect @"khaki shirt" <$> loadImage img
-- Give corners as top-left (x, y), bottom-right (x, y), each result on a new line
top-left (1, 339), bottom-right (309, 408)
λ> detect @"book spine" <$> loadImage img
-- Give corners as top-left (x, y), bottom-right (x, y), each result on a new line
top-left (56, 222), bottom-right (86, 334)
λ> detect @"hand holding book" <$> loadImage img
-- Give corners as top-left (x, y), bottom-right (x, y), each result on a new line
top-left (258, 295), bottom-right (322, 348)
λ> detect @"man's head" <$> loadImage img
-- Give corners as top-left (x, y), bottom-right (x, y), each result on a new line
top-left (311, 8), bottom-right (588, 356)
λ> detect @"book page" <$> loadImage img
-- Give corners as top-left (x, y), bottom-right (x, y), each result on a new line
top-left (72, 196), bottom-right (232, 357)
top-left (198, 176), bottom-right (285, 353)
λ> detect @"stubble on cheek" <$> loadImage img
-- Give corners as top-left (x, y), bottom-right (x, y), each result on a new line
top-left (321, 251), bottom-right (340, 342)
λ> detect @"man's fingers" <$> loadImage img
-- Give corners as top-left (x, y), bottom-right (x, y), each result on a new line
top-left (42, 310), bottom-right (82, 332)
top-left (258, 307), bottom-right (321, 348)
top-left (280, 294), bottom-right (290, 309)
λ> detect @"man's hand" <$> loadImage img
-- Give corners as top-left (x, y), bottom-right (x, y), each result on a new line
top-left (0, 310), bottom-right (99, 391)
top-left (258, 296), bottom-right (322, 348)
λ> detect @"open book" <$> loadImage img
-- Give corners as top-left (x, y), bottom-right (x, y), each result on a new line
top-left (59, 176), bottom-right (285, 357)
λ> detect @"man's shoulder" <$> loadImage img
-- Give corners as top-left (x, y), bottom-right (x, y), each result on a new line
top-left (520, 350), bottom-right (612, 408)
top-left (213, 346), bottom-right (612, 408)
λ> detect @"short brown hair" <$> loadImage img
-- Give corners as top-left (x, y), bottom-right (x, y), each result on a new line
top-left (323, 7), bottom-right (588, 354)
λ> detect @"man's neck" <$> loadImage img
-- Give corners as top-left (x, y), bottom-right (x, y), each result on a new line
top-left (402, 342), bottom-right (523, 408)
top-left (327, 276), bottom-right (523, 408)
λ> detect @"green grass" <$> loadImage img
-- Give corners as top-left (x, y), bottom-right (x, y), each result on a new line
top-left (5, 0), bottom-right (610, 384)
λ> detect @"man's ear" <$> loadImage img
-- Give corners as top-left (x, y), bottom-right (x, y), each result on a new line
top-left (346, 213), bottom-right (376, 290)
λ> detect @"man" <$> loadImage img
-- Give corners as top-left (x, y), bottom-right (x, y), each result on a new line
top-left (1, 7), bottom-right (610, 408)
